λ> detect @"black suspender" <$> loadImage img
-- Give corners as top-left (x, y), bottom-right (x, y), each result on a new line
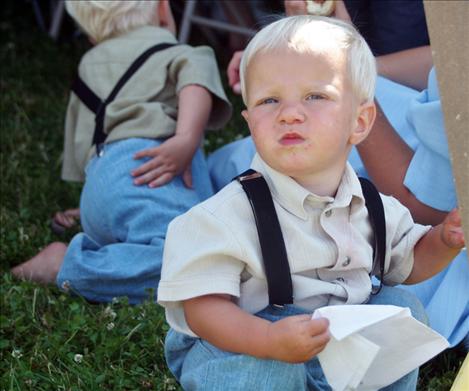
top-left (71, 42), bottom-right (176, 153)
top-left (237, 170), bottom-right (294, 306)
top-left (236, 169), bottom-right (386, 306)
top-left (359, 177), bottom-right (386, 294)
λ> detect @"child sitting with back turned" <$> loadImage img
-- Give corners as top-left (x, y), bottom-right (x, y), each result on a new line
top-left (157, 16), bottom-right (465, 390)
top-left (11, 0), bottom-right (231, 303)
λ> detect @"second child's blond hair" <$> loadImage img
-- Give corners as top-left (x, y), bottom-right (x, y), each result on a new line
top-left (240, 15), bottom-right (376, 105)
top-left (65, 1), bottom-right (159, 43)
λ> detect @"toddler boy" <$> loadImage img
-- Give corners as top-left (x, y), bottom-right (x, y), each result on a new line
top-left (12, 0), bottom-right (231, 303)
top-left (158, 15), bottom-right (464, 390)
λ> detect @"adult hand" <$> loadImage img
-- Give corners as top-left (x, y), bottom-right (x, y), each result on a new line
top-left (334, 0), bottom-right (352, 22)
top-left (284, 0), bottom-right (307, 16)
top-left (284, 0), bottom-right (351, 21)
top-left (227, 50), bottom-right (243, 95)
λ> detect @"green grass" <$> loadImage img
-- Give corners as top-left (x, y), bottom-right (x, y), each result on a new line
top-left (0, 1), bottom-right (465, 390)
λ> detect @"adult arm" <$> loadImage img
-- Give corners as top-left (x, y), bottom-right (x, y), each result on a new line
top-left (376, 46), bottom-right (433, 91)
top-left (356, 102), bottom-right (447, 225)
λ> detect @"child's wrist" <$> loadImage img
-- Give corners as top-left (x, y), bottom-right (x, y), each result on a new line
top-left (260, 321), bottom-right (276, 360)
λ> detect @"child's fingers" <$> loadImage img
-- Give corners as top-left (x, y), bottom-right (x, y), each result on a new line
top-left (149, 173), bottom-right (173, 188)
top-left (309, 335), bottom-right (330, 352)
top-left (182, 167), bottom-right (193, 189)
top-left (64, 208), bottom-right (80, 218)
top-left (307, 317), bottom-right (330, 336)
top-left (133, 166), bottom-right (167, 185)
top-left (448, 208), bottom-right (461, 226)
top-left (448, 227), bottom-right (466, 247)
top-left (54, 213), bottom-right (69, 228)
top-left (132, 156), bottom-right (164, 178)
top-left (133, 147), bottom-right (160, 160)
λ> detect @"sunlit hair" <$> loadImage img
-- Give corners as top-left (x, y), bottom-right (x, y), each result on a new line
top-left (240, 15), bottom-right (376, 105)
top-left (65, 1), bottom-right (159, 43)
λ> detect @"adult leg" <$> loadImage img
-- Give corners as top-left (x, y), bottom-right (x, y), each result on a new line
top-left (207, 136), bottom-right (256, 192)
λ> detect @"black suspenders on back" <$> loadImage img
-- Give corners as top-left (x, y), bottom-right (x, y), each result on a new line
top-left (236, 169), bottom-right (386, 306)
top-left (71, 42), bottom-right (176, 154)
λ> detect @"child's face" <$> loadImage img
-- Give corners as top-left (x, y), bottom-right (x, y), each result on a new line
top-left (242, 47), bottom-right (374, 191)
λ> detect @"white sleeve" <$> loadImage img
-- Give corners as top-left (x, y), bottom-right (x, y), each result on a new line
top-left (157, 204), bottom-right (246, 335)
top-left (382, 196), bottom-right (431, 285)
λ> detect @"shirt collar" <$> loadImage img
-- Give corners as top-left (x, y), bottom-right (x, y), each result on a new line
top-left (107, 25), bottom-right (178, 45)
top-left (250, 154), bottom-right (365, 220)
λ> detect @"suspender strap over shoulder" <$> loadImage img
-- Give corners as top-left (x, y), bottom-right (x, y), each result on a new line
top-left (359, 177), bottom-right (386, 294)
top-left (71, 42), bottom-right (177, 152)
top-left (236, 169), bottom-right (387, 306)
top-left (236, 169), bottom-right (294, 306)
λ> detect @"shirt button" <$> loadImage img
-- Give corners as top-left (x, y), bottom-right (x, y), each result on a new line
top-left (342, 257), bottom-right (351, 267)
top-left (325, 210), bottom-right (332, 217)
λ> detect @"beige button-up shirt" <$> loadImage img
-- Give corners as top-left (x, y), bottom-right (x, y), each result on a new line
top-left (61, 26), bottom-right (232, 182)
top-left (158, 154), bottom-right (430, 336)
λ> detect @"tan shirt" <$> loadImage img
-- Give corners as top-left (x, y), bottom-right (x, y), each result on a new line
top-left (61, 26), bottom-right (232, 182)
top-left (158, 154), bottom-right (430, 337)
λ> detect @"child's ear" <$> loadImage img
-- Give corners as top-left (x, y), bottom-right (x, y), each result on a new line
top-left (349, 101), bottom-right (376, 145)
top-left (241, 109), bottom-right (249, 123)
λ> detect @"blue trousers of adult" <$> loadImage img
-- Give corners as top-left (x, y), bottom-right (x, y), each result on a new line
top-left (56, 138), bottom-right (213, 304)
top-left (165, 286), bottom-right (427, 390)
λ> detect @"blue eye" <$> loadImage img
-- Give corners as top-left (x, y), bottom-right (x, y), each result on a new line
top-left (260, 97), bottom-right (277, 105)
top-left (307, 94), bottom-right (325, 100)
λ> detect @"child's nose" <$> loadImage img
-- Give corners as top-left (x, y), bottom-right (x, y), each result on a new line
top-left (278, 103), bottom-right (305, 124)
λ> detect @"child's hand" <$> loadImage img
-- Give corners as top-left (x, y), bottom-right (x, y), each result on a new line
top-left (440, 208), bottom-right (465, 249)
top-left (266, 314), bottom-right (330, 363)
top-left (131, 134), bottom-right (196, 188)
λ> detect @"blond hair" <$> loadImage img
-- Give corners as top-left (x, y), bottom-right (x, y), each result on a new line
top-left (240, 15), bottom-right (376, 105)
top-left (65, 1), bottom-right (159, 43)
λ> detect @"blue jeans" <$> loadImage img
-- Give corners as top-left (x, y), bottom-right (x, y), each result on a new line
top-left (165, 286), bottom-right (427, 390)
top-left (57, 138), bottom-right (213, 303)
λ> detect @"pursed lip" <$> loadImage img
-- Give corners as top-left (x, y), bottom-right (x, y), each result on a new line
top-left (279, 132), bottom-right (305, 145)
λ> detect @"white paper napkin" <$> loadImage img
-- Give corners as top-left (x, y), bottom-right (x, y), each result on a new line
top-left (312, 305), bottom-right (449, 391)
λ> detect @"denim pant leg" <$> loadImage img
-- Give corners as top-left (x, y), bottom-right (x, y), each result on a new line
top-left (165, 306), bottom-right (331, 391)
top-left (57, 138), bottom-right (213, 303)
top-left (368, 286), bottom-right (427, 391)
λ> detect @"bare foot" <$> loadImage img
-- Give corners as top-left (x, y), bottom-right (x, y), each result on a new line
top-left (11, 242), bottom-right (67, 284)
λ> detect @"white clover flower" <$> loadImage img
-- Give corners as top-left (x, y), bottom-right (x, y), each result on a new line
top-left (74, 354), bottom-right (83, 363)
top-left (11, 349), bottom-right (22, 359)
top-left (103, 306), bottom-right (117, 320)
top-left (111, 297), bottom-right (120, 304)
top-left (106, 322), bottom-right (115, 330)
